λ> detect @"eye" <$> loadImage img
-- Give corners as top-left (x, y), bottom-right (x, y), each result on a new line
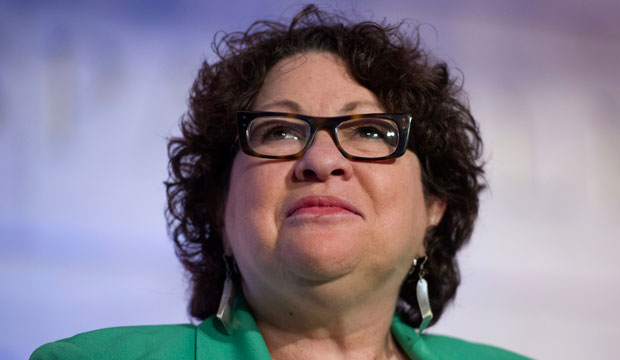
top-left (352, 125), bottom-right (393, 139)
top-left (262, 125), bottom-right (303, 141)
top-left (338, 118), bottom-right (398, 146)
top-left (249, 119), bottom-right (308, 144)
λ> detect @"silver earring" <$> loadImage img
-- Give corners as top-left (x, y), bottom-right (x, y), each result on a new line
top-left (415, 256), bottom-right (433, 335)
top-left (216, 255), bottom-right (236, 335)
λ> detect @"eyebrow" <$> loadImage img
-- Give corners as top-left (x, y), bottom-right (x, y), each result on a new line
top-left (258, 99), bottom-right (302, 112)
top-left (256, 99), bottom-right (380, 114)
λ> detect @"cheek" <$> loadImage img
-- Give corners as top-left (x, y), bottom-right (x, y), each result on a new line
top-left (224, 157), bottom-right (287, 256)
top-left (366, 158), bottom-right (429, 255)
top-left (225, 157), bottom-right (257, 250)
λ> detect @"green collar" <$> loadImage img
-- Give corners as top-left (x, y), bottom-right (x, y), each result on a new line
top-left (196, 293), bottom-right (432, 360)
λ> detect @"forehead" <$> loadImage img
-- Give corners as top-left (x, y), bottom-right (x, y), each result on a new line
top-left (253, 52), bottom-right (384, 114)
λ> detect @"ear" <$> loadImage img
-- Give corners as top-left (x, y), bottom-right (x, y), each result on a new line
top-left (426, 196), bottom-right (446, 227)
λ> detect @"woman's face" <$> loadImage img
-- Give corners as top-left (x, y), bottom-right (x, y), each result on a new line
top-left (224, 52), bottom-right (445, 304)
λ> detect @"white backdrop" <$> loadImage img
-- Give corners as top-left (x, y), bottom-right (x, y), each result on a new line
top-left (1, 1), bottom-right (619, 359)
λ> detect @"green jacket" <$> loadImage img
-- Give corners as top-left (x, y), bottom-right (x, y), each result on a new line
top-left (31, 295), bottom-right (530, 359)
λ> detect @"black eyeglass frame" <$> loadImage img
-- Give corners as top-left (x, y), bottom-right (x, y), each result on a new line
top-left (236, 111), bottom-right (412, 161)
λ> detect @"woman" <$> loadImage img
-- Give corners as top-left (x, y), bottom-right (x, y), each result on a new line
top-left (32, 5), bottom-right (529, 360)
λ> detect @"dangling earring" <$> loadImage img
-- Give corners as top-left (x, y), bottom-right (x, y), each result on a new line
top-left (217, 255), bottom-right (236, 335)
top-left (415, 256), bottom-right (433, 335)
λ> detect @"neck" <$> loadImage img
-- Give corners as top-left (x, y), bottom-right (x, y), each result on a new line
top-left (242, 280), bottom-right (408, 360)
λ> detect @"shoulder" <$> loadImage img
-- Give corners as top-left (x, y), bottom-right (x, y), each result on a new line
top-left (391, 315), bottom-right (531, 360)
top-left (420, 334), bottom-right (531, 360)
top-left (30, 324), bottom-right (197, 360)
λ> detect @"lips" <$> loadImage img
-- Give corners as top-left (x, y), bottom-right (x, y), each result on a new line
top-left (286, 195), bottom-right (363, 218)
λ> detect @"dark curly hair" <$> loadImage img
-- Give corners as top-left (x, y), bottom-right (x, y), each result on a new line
top-left (166, 4), bottom-right (485, 329)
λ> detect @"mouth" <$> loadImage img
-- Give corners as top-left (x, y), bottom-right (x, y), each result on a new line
top-left (286, 195), bottom-right (363, 218)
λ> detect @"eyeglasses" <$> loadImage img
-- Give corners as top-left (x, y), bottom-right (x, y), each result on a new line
top-left (236, 111), bottom-right (412, 161)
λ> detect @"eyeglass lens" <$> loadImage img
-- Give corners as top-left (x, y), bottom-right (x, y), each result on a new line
top-left (247, 115), bottom-right (400, 158)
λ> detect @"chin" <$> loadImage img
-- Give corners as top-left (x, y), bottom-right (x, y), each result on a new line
top-left (277, 230), bottom-right (365, 279)
top-left (279, 260), bottom-right (393, 309)
top-left (283, 251), bottom-right (359, 283)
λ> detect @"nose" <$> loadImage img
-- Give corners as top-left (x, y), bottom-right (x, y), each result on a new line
top-left (294, 130), bottom-right (353, 182)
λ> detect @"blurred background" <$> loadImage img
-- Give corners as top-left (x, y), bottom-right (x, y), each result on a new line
top-left (1, 0), bottom-right (618, 359)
